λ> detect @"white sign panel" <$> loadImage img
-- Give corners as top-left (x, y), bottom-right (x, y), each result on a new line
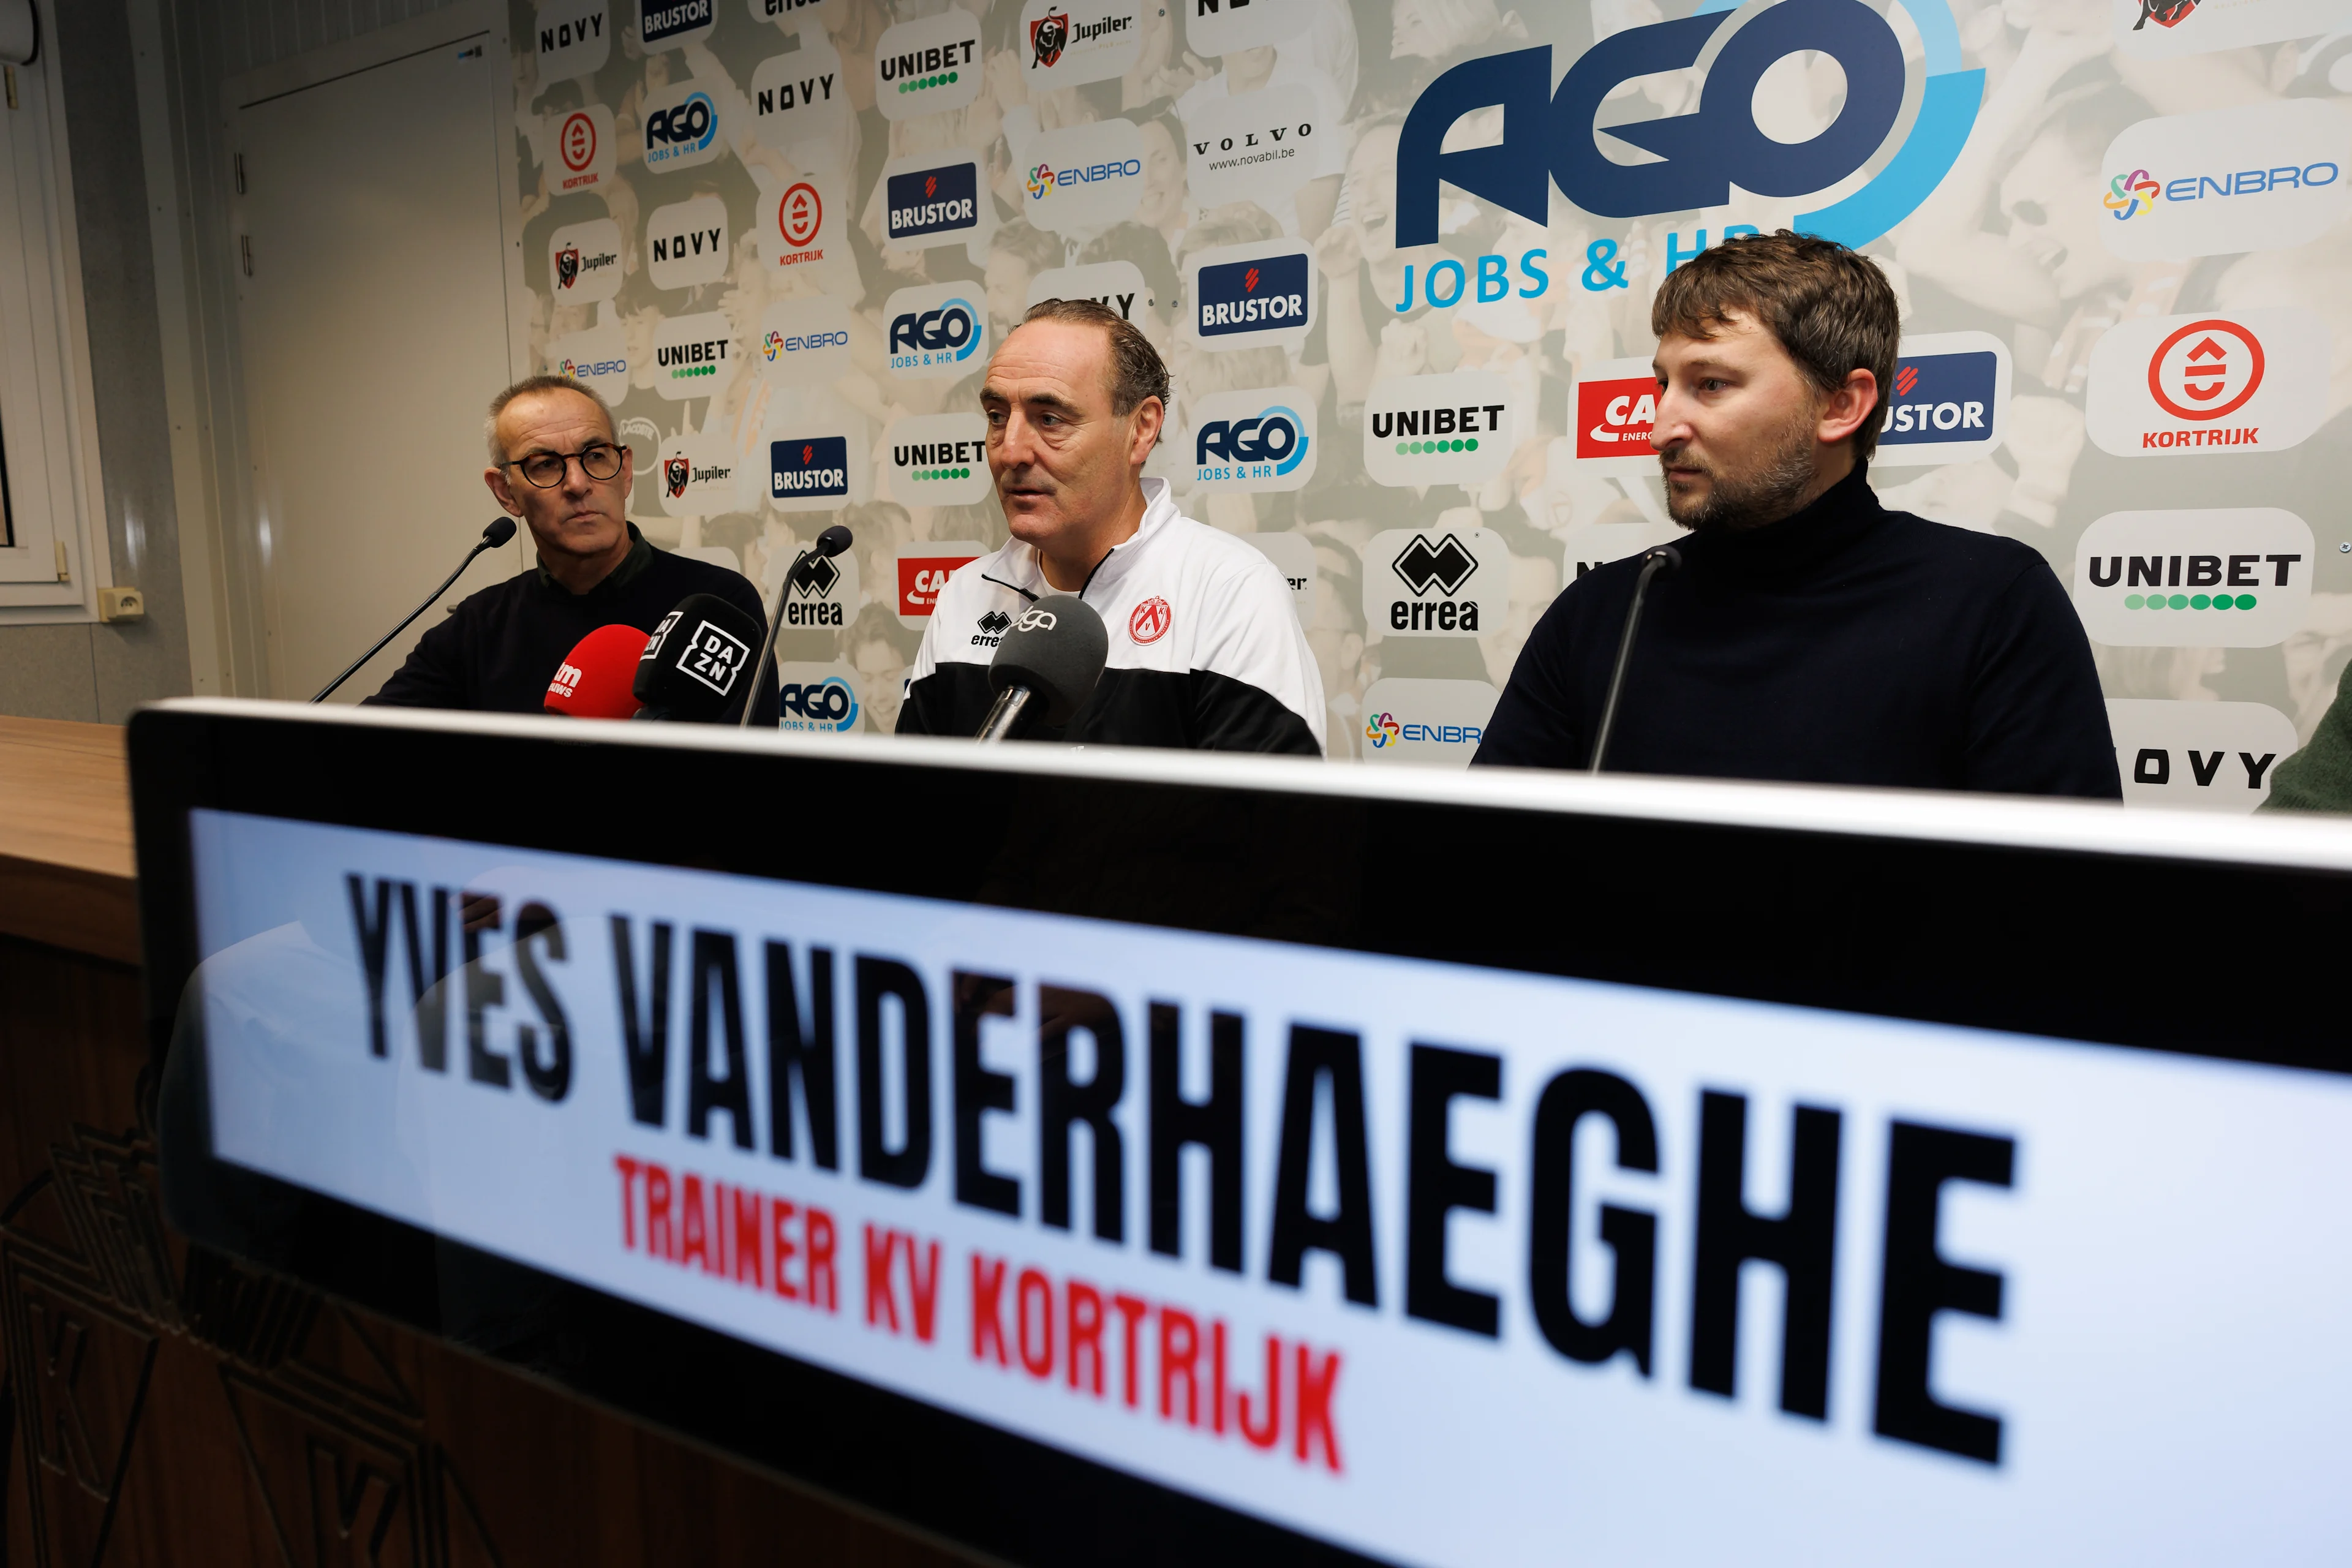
top-left (1359, 677), bottom-right (1498, 765)
top-left (2097, 100), bottom-right (2352, 260)
top-left (1183, 386), bottom-right (1316, 493)
top-left (1362, 524), bottom-right (1509, 639)
top-left (1244, 529), bottom-right (1316, 625)
top-left (758, 294), bottom-right (853, 386)
top-left (2084, 308), bottom-right (2330, 458)
top-left (188, 808), bottom-right (2352, 1567)
top-left (2111, 0), bottom-right (2346, 60)
top-left (1364, 372), bottom-right (1514, 489)
top-left (1021, 118), bottom-right (1147, 234)
top-left (2071, 508), bottom-right (2314, 647)
top-left (549, 104), bottom-right (616, 195)
top-left (873, 9), bottom-right (983, 122)
top-left (549, 217), bottom-right (625, 303)
top-left (2104, 698), bottom-right (2299, 812)
top-left (882, 413), bottom-right (992, 507)
top-left (647, 195), bottom-right (731, 291)
top-left (751, 39), bottom-right (850, 149)
top-left (650, 311), bottom-right (741, 401)
top-left (548, 321), bottom-right (631, 402)
top-left (654, 430), bottom-right (746, 516)
top-left (1183, 83), bottom-right (1336, 213)
top-left (1185, 0), bottom-right (1307, 55)
top-left (535, 2), bottom-right (612, 85)
top-left (1028, 259), bottom-right (1156, 324)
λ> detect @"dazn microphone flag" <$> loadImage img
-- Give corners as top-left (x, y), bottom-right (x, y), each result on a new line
top-left (634, 592), bottom-right (764, 722)
top-left (544, 624), bottom-right (652, 719)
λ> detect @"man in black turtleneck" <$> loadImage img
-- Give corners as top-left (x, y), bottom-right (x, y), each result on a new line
top-left (1476, 233), bottom-right (2119, 797)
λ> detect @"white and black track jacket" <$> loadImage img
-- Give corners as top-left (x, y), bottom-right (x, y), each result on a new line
top-left (898, 479), bottom-right (1325, 754)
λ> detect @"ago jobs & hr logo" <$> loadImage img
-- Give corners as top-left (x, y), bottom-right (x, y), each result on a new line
top-left (643, 85), bottom-right (721, 172)
top-left (885, 285), bottom-right (986, 377)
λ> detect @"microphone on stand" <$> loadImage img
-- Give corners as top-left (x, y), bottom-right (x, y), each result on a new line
top-left (1588, 544), bottom-right (1680, 774)
top-left (544, 624), bottom-right (652, 718)
top-left (976, 595), bottom-right (1108, 743)
top-left (311, 518), bottom-right (519, 703)
top-left (739, 524), bottom-right (853, 729)
top-left (633, 592), bottom-right (767, 722)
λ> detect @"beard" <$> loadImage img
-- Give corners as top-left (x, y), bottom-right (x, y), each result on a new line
top-left (1660, 404), bottom-right (1820, 532)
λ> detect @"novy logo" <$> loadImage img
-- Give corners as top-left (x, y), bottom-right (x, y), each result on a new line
top-left (643, 85), bottom-right (721, 170)
top-left (752, 42), bottom-right (846, 151)
top-left (2106, 697), bottom-right (2296, 814)
top-left (2072, 507), bottom-right (2314, 647)
top-left (2099, 101), bottom-right (2352, 259)
top-left (2086, 307), bottom-right (2329, 458)
top-left (875, 10), bottom-right (983, 121)
top-left (1128, 597), bottom-right (1171, 645)
top-left (536, 2), bottom-right (611, 82)
top-left (1028, 260), bottom-right (1153, 322)
top-left (647, 195), bottom-right (729, 290)
top-left (884, 284), bottom-right (985, 375)
top-left (1189, 387), bottom-right (1315, 492)
top-left (771, 434), bottom-right (851, 506)
top-left (1393, 0), bottom-right (1983, 250)
top-left (1189, 243), bottom-right (1313, 347)
top-left (886, 159), bottom-right (983, 245)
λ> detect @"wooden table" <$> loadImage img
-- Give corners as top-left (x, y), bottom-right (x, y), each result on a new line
top-left (0, 715), bottom-right (970, 1568)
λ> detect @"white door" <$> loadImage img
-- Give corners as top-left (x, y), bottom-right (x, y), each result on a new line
top-left (234, 31), bottom-right (518, 701)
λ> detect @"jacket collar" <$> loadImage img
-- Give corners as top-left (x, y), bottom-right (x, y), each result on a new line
top-left (979, 478), bottom-right (1179, 602)
top-left (1676, 462), bottom-right (1882, 583)
top-left (537, 522), bottom-right (653, 602)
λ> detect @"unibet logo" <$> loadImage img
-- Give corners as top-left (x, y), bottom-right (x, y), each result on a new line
top-left (1575, 375), bottom-right (1656, 458)
top-left (875, 10), bottom-right (981, 119)
top-left (892, 440), bottom-right (981, 480)
top-left (1365, 371), bottom-right (1514, 488)
top-left (884, 417), bottom-right (990, 505)
top-left (1374, 402), bottom-right (1504, 454)
top-left (2072, 507), bottom-right (2313, 649)
top-left (772, 436), bottom-right (850, 500)
top-left (657, 338), bottom-right (728, 380)
top-left (1393, 0), bottom-right (1981, 249)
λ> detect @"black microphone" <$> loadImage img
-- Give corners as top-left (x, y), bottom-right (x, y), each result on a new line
top-left (311, 517), bottom-right (519, 702)
top-left (739, 524), bottom-right (854, 729)
top-left (1588, 544), bottom-right (1680, 774)
top-left (976, 595), bottom-right (1109, 742)
top-left (632, 592), bottom-right (766, 722)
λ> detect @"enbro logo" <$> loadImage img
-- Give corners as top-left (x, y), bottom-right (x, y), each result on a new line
top-left (1022, 119), bottom-right (1147, 233)
top-left (1188, 386), bottom-right (1316, 493)
top-left (1363, 524), bottom-right (1508, 637)
top-left (884, 284), bottom-right (986, 377)
top-left (771, 434), bottom-right (852, 508)
top-left (2071, 507), bottom-right (2313, 648)
top-left (639, 0), bottom-right (714, 50)
top-left (885, 157), bottom-right (986, 247)
top-left (1020, 0), bottom-right (1141, 87)
top-left (875, 10), bottom-right (983, 122)
top-left (1877, 331), bottom-right (2011, 467)
top-left (2098, 100), bottom-right (2351, 259)
top-left (884, 415), bottom-right (992, 507)
top-left (758, 296), bottom-right (853, 387)
top-left (891, 539), bottom-right (984, 629)
top-left (548, 322), bottom-right (628, 400)
top-left (2105, 698), bottom-right (2299, 814)
top-left (548, 218), bottom-right (624, 303)
top-left (1357, 678), bottom-right (1499, 767)
top-left (1573, 358), bottom-right (1659, 474)
top-left (777, 668), bottom-right (861, 733)
top-left (1187, 242), bottom-right (1314, 350)
top-left (535, 2), bottom-right (610, 83)
top-left (1029, 260), bottom-right (1153, 323)
top-left (650, 312), bottom-right (737, 402)
top-left (647, 195), bottom-right (728, 291)
top-left (643, 83), bottom-right (722, 172)
top-left (1363, 370), bottom-right (1513, 489)
top-left (2085, 308), bottom-right (2329, 458)
top-left (1393, 0), bottom-right (1983, 249)
top-left (554, 105), bottom-right (614, 193)
top-left (751, 40), bottom-right (848, 150)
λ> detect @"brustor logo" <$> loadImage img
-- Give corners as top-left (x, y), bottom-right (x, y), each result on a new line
top-left (1393, 0), bottom-right (1981, 249)
top-left (1883, 351), bottom-right (1997, 445)
top-left (1194, 251), bottom-right (1310, 337)
top-left (886, 162), bottom-right (980, 241)
top-left (1395, 533), bottom-right (1478, 599)
top-left (664, 456), bottom-right (690, 498)
top-left (1030, 8), bottom-right (1069, 67)
top-left (771, 435), bottom-right (851, 500)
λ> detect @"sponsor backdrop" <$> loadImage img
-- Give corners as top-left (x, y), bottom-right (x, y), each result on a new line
top-left (512, 0), bottom-right (2352, 798)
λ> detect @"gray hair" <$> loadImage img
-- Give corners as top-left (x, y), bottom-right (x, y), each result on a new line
top-left (486, 374), bottom-right (614, 464)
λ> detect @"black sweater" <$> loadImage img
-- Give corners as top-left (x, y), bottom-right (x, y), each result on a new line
top-left (1474, 467), bottom-right (2122, 797)
top-left (364, 526), bottom-right (769, 717)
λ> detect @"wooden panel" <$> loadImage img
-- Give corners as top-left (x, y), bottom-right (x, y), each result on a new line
top-left (0, 935), bottom-right (982, 1566)
top-left (0, 717), bottom-right (138, 965)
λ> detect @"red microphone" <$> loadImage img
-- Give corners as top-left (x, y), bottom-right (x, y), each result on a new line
top-left (545, 624), bottom-right (651, 718)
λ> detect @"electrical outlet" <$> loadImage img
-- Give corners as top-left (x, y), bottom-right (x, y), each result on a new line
top-left (99, 587), bottom-right (145, 622)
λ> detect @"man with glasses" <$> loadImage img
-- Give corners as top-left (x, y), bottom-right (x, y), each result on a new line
top-left (366, 375), bottom-right (768, 715)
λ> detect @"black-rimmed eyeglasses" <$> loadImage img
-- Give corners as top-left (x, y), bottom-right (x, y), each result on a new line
top-left (505, 442), bottom-right (627, 488)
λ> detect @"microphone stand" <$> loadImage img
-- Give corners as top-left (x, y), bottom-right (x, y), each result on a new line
top-left (739, 545), bottom-right (813, 729)
top-left (1588, 545), bottom-right (1681, 774)
top-left (311, 518), bottom-right (517, 703)
top-left (974, 686), bottom-right (1032, 743)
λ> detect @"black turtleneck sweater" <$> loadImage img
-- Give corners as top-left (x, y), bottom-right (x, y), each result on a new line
top-left (1474, 466), bottom-right (2122, 797)
top-left (364, 524), bottom-right (769, 717)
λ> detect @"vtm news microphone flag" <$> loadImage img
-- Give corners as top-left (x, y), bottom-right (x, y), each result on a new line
top-left (311, 518), bottom-right (517, 703)
top-left (976, 595), bottom-right (1108, 742)
top-left (544, 624), bottom-right (652, 719)
top-left (634, 592), bottom-right (766, 722)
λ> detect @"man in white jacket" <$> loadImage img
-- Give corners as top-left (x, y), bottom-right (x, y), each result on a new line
top-left (897, 298), bottom-right (1325, 754)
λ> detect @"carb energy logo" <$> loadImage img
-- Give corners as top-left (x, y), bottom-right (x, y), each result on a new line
top-left (884, 157), bottom-right (988, 249)
top-left (758, 296), bottom-right (853, 386)
top-left (1364, 524), bottom-right (1507, 638)
top-left (1877, 331), bottom-right (2010, 467)
top-left (1356, 678), bottom-right (1499, 767)
top-left (548, 219), bottom-right (624, 303)
top-left (651, 312), bottom-right (737, 401)
top-left (1188, 386), bottom-right (1316, 493)
top-left (1020, 0), bottom-right (1141, 87)
top-left (1393, 0), bottom-right (1983, 249)
top-left (1022, 120), bottom-right (1146, 233)
top-left (2098, 101), bottom-right (2351, 258)
top-left (884, 284), bottom-right (986, 377)
top-left (1363, 371), bottom-right (1513, 488)
top-left (1187, 243), bottom-right (1314, 350)
top-left (875, 10), bottom-right (982, 121)
top-left (643, 83), bottom-right (722, 172)
top-left (1573, 358), bottom-right (1659, 476)
top-left (2072, 507), bottom-right (2313, 647)
top-left (555, 105), bottom-right (614, 192)
top-left (639, 0), bottom-right (713, 50)
top-left (891, 539), bottom-right (986, 629)
top-left (884, 415), bottom-right (991, 507)
top-left (2086, 309), bottom-right (2329, 458)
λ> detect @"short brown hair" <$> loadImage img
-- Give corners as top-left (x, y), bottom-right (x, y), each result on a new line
top-left (1651, 231), bottom-right (1899, 459)
top-left (1015, 298), bottom-right (1169, 417)
top-left (486, 374), bottom-right (614, 464)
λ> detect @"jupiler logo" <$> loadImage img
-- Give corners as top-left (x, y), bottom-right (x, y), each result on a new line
top-left (1030, 9), bottom-right (1069, 67)
top-left (665, 456), bottom-right (690, 498)
top-left (1393, 0), bottom-right (1981, 249)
